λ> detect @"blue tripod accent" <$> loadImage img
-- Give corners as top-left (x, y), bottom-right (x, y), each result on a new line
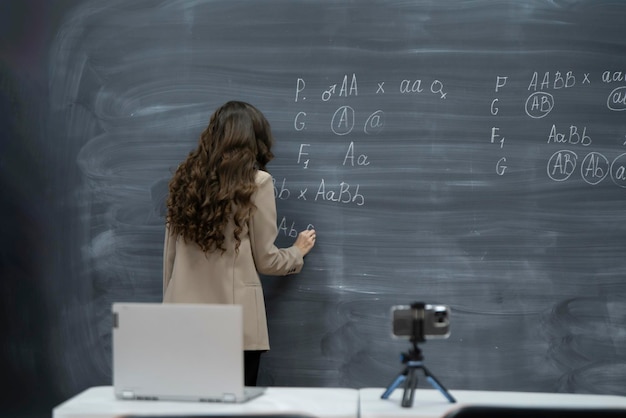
top-left (381, 341), bottom-right (456, 407)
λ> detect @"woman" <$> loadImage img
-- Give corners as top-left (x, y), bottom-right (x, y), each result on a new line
top-left (163, 101), bottom-right (316, 386)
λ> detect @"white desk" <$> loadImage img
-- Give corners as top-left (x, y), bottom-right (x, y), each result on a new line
top-left (53, 386), bottom-right (359, 418)
top-left (53, 386), bottom-right (626, 418)
top-left (359, 387), bottom-right (626, 418)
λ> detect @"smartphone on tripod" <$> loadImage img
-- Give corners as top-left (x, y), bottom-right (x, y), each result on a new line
top-left (391, 303), bottom-right (450, 340)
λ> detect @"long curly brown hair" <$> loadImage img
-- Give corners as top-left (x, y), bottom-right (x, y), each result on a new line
top-left (166, 101), bottom-right (274, 253)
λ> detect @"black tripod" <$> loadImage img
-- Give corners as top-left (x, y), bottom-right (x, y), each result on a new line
top-left (381, 303), bottom-right (456, 407)
top-left (381, 339), bottom-right (456, 407)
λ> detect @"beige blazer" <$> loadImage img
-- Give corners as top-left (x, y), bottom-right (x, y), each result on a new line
top-left (163, 170), bottom-right (304, 350)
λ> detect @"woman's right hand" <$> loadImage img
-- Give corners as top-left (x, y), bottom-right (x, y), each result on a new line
top-left (294, 229), bottom-right (316, 256)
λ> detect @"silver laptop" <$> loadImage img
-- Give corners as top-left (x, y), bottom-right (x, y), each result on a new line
top-left (112, 302), bottom-right (265, 403)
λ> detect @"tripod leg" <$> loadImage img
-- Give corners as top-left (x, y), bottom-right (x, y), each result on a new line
top-left (381, 368), bottom-right (407, 399)
top-left (401, 367), bottom-right (418, 408)
top-left (422, 365), bottom-right (456, 403)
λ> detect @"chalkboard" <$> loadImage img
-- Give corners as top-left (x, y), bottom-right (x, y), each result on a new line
top-left (1, 0), bottom-right (626, 413)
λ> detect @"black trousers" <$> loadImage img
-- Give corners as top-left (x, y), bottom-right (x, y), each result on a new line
top-left (244, 350), bottom-right (264, 386)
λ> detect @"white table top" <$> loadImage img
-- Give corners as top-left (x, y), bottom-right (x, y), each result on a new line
top-left (53, 386), bottom-right (359, 418)
top-left (53, 385), bottom-right (626, 418)
top-left (360, 387), bottom-right (626, 418)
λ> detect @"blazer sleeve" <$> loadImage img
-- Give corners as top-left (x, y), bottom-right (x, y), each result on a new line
top-left (163, 224), bottom-right (177, 298)
top-left (249, 171), bottom-right (304, 276)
